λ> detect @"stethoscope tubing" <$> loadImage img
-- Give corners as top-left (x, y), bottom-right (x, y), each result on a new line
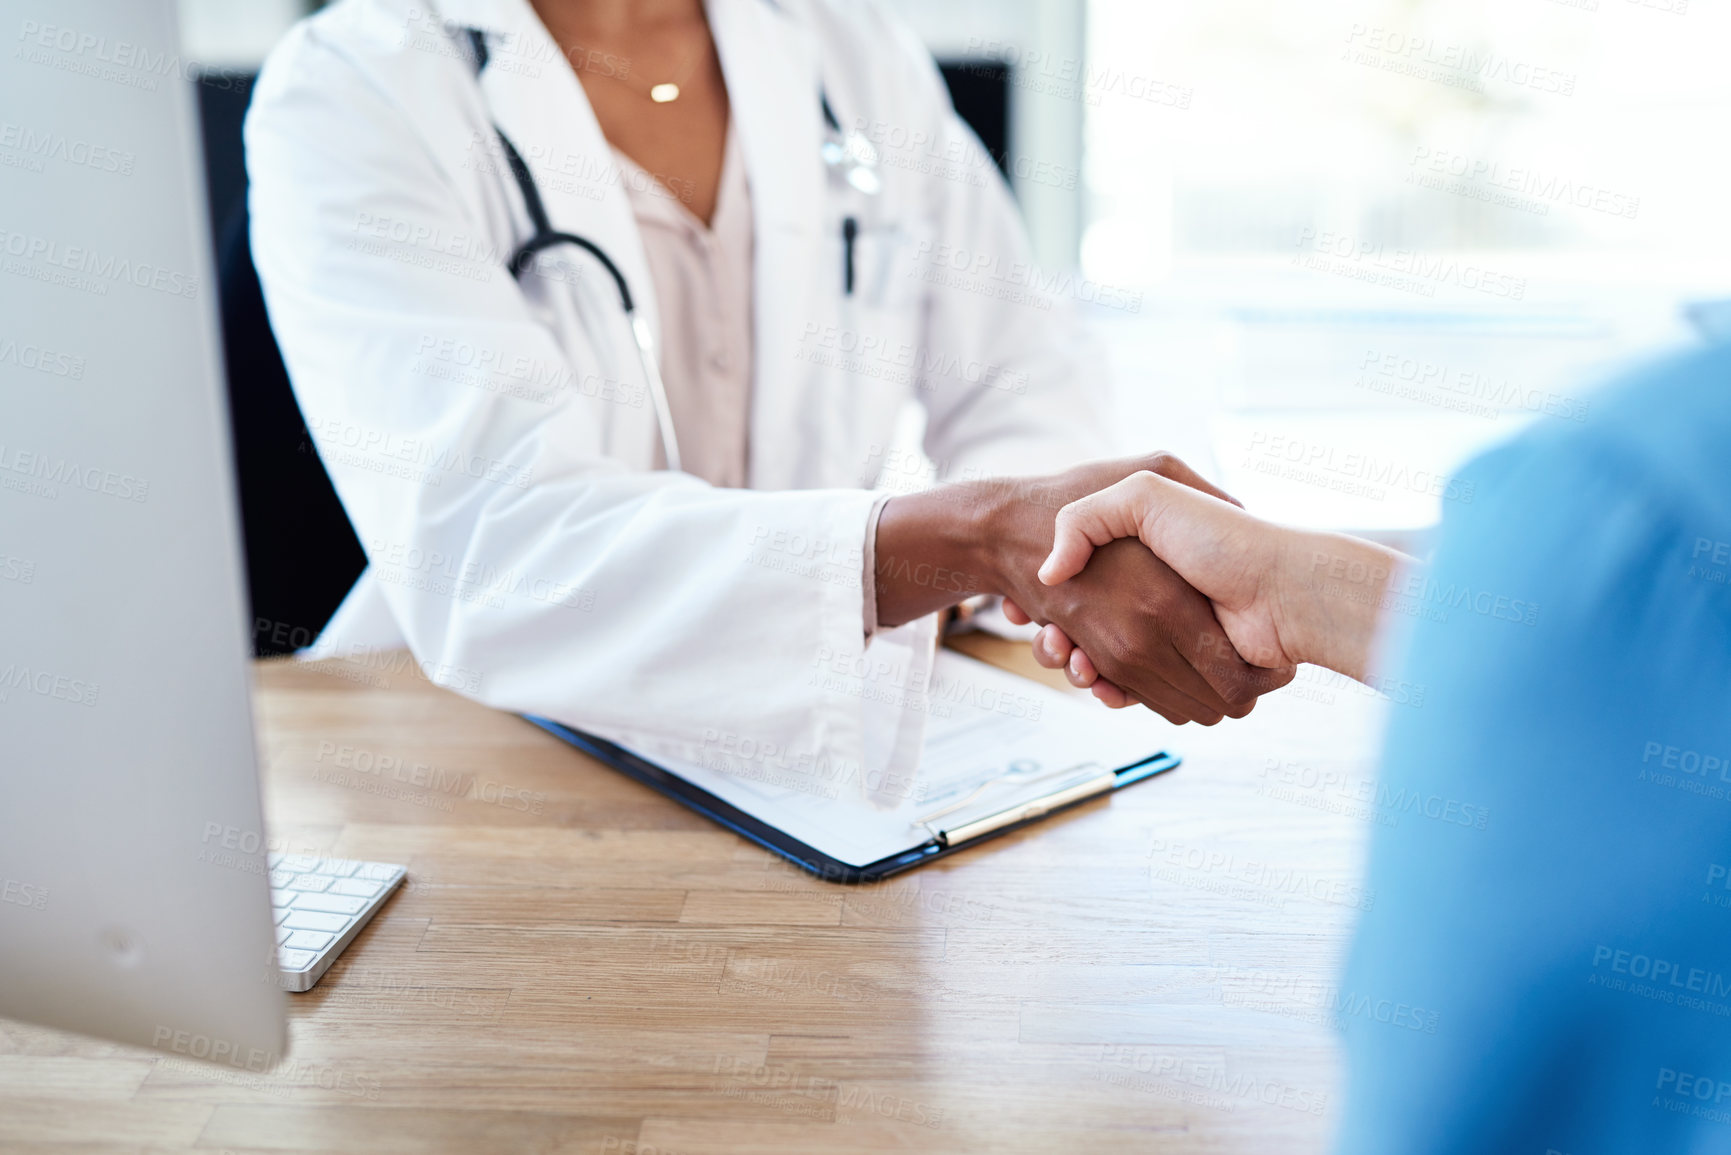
top-left (468, 27), bottom-right (683, 472)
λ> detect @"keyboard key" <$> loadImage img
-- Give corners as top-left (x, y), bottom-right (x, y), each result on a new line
top-left (291, 893), bottom-right (366, 915)
top-left (268, 870), bottom-right (295, 887)
top-left (275, 926), bottom-right (293, 944)
top-left (277, 855), bottom-right (320, 873)
top-left (277, 948), bottom-right (316, 971)
top-left (283, 930), bottom-right (336, 951)
top-left (316, 858), bottom-right (359, 877)
top-left (330, 878), bottom-right (383, 898)
top-left (284, 911), bottom-right (349, 933)
top-left (273, 907), bottom-right (291, 925)
top-left (270, 889), bottom-right (295, 908)
top-left (288, 874), bottom-right (333, 892)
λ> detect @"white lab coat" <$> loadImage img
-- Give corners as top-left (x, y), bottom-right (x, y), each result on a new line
top-left (245, 0), bottom-right (1110, 797)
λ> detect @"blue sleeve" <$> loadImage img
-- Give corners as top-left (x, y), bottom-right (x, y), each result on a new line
top-left (1334, 381), bottom-right (1731, 1154)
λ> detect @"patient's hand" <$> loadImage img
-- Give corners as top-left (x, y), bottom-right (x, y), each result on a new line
top-left (1043, 472), bottom-right (1296, 669)
top-left (1015, 470), bottom-right (1411, 699)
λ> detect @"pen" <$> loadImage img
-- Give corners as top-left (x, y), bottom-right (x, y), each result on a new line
top-left (842, 216), bottom-right (857, 295)
top-left (934, 768), bottom-right (1118, 846)
top-left (917, 753), bottom-right (1179, 847)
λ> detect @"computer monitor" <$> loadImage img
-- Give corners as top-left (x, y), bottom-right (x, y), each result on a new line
top-left (0, 0), bottom-right (285, 1059)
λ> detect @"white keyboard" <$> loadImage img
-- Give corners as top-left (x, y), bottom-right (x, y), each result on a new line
top-left (268, 853), bottom-right (406, 992)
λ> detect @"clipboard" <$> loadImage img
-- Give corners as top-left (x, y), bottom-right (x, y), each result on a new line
top-left (522, 652), bottom-right (1181, 883)
top-left (524, 714), bottom-right (1177, 882)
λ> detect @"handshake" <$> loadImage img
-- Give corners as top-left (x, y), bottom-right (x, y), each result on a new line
top-left (875, 453), bottom-right (1407, 723)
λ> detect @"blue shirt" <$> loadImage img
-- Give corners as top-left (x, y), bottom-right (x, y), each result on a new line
top-left (1335, 337), bottom-right (1731, 1155)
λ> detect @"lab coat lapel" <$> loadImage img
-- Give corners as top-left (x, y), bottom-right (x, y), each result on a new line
top-left (457, 0), bottom-right (659, 339)
top-left (707, 0), bottom-right (826, 490)
top-left (436, 0), bottom-right (662, 462)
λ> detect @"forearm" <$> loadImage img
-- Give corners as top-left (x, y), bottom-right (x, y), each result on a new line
top-left (1277, 530), bottom-right (1411, 682)
top-left (872, 483), bottom-right (1009, 627)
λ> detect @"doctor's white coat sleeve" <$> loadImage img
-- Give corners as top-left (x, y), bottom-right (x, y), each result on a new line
top-left (245, 26), bottom-right (881, 776)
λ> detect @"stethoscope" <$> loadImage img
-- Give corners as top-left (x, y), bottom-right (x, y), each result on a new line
top-left (465, 26), bottom-right (882, 474)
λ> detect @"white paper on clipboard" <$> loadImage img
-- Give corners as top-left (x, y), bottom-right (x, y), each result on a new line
top-left (646, 650), bottom-right (1177, 868)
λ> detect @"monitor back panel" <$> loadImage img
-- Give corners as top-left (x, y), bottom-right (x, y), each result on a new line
top-left (0, 0), bottom-right (285, 1058)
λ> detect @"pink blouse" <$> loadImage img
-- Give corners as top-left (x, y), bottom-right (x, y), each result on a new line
top-left (611, 127), bottom-right (753, 488)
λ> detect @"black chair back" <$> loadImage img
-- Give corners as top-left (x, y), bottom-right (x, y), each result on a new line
top-left (199, 75), bottom-right (366, 657)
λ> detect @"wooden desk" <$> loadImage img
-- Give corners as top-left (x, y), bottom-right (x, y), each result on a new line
top-left (2, 639), bottom-right (1387, 1154)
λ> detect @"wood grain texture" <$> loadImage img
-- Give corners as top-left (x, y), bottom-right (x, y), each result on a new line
top-left (2, 640), bottom-right (1391, 1154)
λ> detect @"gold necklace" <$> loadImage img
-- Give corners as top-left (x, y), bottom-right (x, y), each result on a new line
top-left (589, 28), bottom-right (708, 104)
top-left (647, 43), bottom-right (702, 103)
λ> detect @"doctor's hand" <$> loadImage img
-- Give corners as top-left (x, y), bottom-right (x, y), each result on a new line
top-left (877, 452), bottom-right (1296, 726)
top-left (1027, 469), bottom-right (1412, 691)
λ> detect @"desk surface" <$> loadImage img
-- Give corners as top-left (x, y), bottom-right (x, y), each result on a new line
top-left (3, 638), bottom-right (1387, 1155)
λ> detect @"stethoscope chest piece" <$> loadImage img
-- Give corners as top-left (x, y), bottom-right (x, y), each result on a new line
top-left (822, 131), bottom-right (882, 196)
top-left (820, 95), bottom-right (881, 198)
